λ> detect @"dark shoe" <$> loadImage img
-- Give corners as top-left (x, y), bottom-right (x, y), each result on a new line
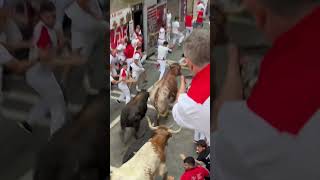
top-left (117, 100), bottom-right (121, 103)
top-left (17, 121), bottom-right (33, 134)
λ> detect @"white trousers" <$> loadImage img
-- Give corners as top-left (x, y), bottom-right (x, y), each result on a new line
top-left (172, 32), bottom-right (184, 45)
top-left (118, 83), bottom-right (131, 104)
top-left (185, 26), bottom-right (193, 38)
top-left (158, 60), bottom-right (166, 80)
top-left (158, 39), bottom-right (165, 46)
top-left (127, 58), bottom-right (133, 72)
top-left (194, 130), bottom-right (207, 141)
top-left (26, 64), bottom-right (66, 135)
top-left (140, 54), bottom-right (147, 64)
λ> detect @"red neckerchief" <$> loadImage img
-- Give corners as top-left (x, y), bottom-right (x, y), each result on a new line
top-left (187, 64), bottom-right (210, 104)
top-left (121, 68), bottom-right (127, 78)
top-left (247, 7), bottom-right (320, 135)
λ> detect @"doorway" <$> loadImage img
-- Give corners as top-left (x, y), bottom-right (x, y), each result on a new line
top-left (133, 9), bottom-right (144, 51)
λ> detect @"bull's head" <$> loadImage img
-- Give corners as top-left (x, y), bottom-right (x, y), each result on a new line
top-left (147, 116), bottom-right (181, 135)
top-left (169, 63), bottom-right (182, 76)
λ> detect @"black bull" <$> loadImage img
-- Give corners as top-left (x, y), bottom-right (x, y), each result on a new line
top-left (120, 90), bottom-right (149, 141)
top-left (33, 90), bottom-right (108, 180)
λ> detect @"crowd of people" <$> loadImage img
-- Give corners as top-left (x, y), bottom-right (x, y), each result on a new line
top-left (110, 0), bottom-right (211, 179)
top-left (0, 0), bottom-right (107, 136)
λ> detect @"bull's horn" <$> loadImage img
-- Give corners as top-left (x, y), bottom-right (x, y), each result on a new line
top-left (147, 116), bottom-right (158, 130)
top-left (168, 123), bottom-right (174, 128)
top-left (168, 126), bottom-right (182, 134)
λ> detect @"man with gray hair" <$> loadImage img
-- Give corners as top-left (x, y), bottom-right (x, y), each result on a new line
top-left (172, 29), bottom-right (210, 145)
top-left (213, 0), bottom-right (320, 179)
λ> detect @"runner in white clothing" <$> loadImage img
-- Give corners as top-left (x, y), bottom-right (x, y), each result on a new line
top-left (18, 2), bottom-right (84, 135)
top-left (65, 0), bottom-right (107, 95)
top-left (157, 41), bottom-right (172, 80)
top-left (117, 62), bottom-right (131, 104)
top-left (158, 24), bottom-right (166, 46)
top-left (116, 38), bottom-right (126, 64)
top-left (172, 17), bottom-right (184, 46)
top-left (110, 48), bottom-right (119, 77)
top-left (166, 10), bottom-right (172, 41)
top-left (131, 53), bottom-right (145, 91)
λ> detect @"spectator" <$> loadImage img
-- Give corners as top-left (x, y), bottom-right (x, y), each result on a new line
top-left (213, 0), bottom-right (320, 179)
top-left (123, 39), bottom-right (134, 72)
top-left (196, 139), bottom-right (210, 171)
top-left (180, 156), bottom-right (209, 180)
top-left (172, 29), bottom-right (210, 145)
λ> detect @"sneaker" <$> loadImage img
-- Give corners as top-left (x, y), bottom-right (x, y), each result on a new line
top-left (17, 121), bottom-right (33, 134)
top-left (116, 100), bottom-right (121, 103)
top-left (136, 86), bottom-right (141, 92)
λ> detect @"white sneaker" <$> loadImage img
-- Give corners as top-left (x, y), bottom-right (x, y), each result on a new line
top-left (136, 86), bottom-right (141, 92)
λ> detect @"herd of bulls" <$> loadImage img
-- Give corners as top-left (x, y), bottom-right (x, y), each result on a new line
top-left (32, 63), bottom-right (183, 180)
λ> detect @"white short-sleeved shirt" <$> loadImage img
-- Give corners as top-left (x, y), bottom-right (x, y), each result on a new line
top-left (172, 21), bottom-right (180, 34)
top-left (110, 54), bottom-right (119, 65)
top-left (157, 45), bottom-right (171, 60)
top-left (0, 44), bottom-right (13, 65)
top-left (116, 44), bottom-right (126, 57)
top-left (118, 68), bottom-right (128, 88)
top-left (166, 13), bottom-right (172, 26)
top-left (159, 27), bottom-right (165, 40)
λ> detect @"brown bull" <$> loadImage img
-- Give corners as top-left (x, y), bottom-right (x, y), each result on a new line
top-left (150, 63), bottom-right (181, 119)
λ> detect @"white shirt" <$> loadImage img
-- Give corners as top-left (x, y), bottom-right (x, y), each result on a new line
top-left (158, 27), bottom-right (165, 40)
top-left (110, 54), bottom-right (119, 65)
top-left (157, 45), bottom-right (171, 60)
top-left (131, 61), bottom-right (144, 78)
top-left (116, 44), bottom-right (126, 57)
top-left (172, 21), bottom-right (180, 34)
top-left (0, 44), bottom-right (13, 65)
top-left (118, 68), bottom-right (128, 88)
top-left (166, 13), bottom-right (172, 26)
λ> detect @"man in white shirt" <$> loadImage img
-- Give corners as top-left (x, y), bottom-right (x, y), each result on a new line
top-left (65, 0), bottom-right (107, 95)
top-left (166, 9), bottom-right (172, 41)
top-left (110, 48), bottom-right (119, 77)
top-left (157, 41), bottom-right (172, 80)
top-left (117, 62), bottom-right (131, 104)
top-left (172, 17), bottom-right (184, 46)
top-left (172, 29), bottom-right (210, 145)
top-left (158, 24), bottom-right (166, 46)
top-left (116, 38), bottom-right (126, 64)
top-left (131, 52), bottom-right (145, 91)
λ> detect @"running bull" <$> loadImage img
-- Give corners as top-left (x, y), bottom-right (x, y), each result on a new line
top-left (111, 116), bottom-right (181, 180)
top-left (120, 89), bottom-right (149, 142)
top-left (33, 89), bottom-right (108, 180)
top-left (150, 63), bottom-right (181, 118)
